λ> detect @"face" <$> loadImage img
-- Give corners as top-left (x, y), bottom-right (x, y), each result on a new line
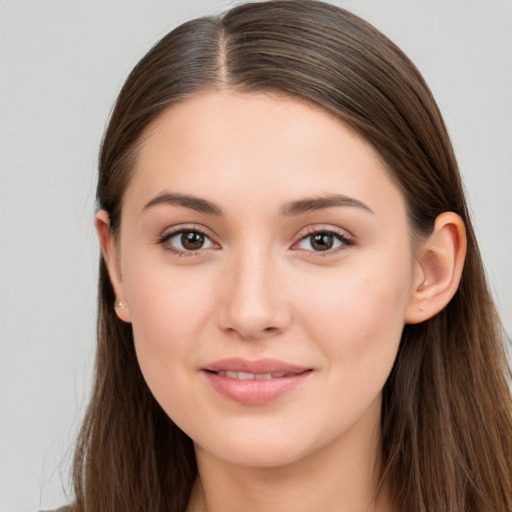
top-left (103, 90), bottom-right (423, 469)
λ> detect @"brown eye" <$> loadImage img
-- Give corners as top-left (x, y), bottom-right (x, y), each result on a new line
top-left (310, 233), bottom-right (335, 251)
top-left (181, 231), bottom-right (205, 250)
top-left (295, 230), bottom-right (353, 253)
top-left (161, 229), bottom-right (217, 254)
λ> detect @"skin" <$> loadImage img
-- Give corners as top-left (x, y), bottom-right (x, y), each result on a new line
top-left (97, 90), bottom-right (466, 512)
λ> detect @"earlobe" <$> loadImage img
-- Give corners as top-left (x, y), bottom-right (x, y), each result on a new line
top-left (405, 212), bottom-right (467, 324)
top-left (95, 210), bottom-right (131, 323)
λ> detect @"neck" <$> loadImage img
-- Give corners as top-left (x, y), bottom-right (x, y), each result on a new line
top-left (186, 404), bottom-right (390, 512)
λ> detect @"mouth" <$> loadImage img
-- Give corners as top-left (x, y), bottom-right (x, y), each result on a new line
top-left (212, 370), bottom-right (297, 380)
top-left (202, 358), bottom-right (313, 405)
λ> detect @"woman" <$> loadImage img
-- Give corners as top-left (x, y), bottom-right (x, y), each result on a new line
top-left (67, 1), bottom-right (512, 511)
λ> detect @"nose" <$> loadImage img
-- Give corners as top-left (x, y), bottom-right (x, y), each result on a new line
top-left (216, 247), bottom-right (291, 340)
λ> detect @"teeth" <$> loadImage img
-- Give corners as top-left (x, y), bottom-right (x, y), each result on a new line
top-left (216, 371), bottom-right (287, 380)
top-left (237, 371), bottom-right (255, 381)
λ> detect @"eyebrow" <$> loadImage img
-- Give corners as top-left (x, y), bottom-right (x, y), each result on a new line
top-left (141, 191), bottom-right (373, 216)
top-left (280, 194), bottom-right (374, 216)
top-left (142, 192), bottom-right (223, 215)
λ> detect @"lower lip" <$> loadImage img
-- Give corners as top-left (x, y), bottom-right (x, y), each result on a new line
top-left (203, 371), bottom-right (312, 405)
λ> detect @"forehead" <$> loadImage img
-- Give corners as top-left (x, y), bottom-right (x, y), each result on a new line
top-left (124, 90), bottom-right (405, 220)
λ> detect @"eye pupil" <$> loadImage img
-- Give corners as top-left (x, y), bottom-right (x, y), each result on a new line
top-left (311, 233), bottom-right (334, 251)
top-left (181, 231), bottom-right (204, 250)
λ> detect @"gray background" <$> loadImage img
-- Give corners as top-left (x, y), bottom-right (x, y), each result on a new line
top-left (1, 1), bottom-right (511, 511)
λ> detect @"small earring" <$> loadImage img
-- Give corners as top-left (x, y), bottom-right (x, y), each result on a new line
top-left (114, 301), bottom-right (128, 309)
top-left (419, 305), bottom-right (424, 312)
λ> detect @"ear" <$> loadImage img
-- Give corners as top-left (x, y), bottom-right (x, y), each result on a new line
top-left (95, 210), bottom-right (131, 323)
top-left (405, 212), bottom-right (467, 324)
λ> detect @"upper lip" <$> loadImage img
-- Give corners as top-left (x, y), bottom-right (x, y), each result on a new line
top-left (203, 357), bottom-right (311, 375)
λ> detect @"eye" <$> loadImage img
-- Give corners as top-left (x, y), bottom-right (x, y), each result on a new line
top-left (158, 228), bottom-right (218, 255)
top-left (295, 230), bottom-right (353, 252)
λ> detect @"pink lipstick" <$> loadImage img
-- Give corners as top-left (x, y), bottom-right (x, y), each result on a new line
top-left (202, 358), bottom-right (312, 405)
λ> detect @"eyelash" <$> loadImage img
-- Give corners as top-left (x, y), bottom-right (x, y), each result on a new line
top-left (157, 226), bottom-right (218, 257)
top-left (156, 226), bottom-right (354, 257)
top-left (294, 228), bottom-right (354, 255)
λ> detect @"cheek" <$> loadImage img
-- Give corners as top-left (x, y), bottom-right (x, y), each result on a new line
top-left (295, 257), bottom-right (412, 379)
top-left (125, 250), bottom-right (216, 337)
top-left (122, 259), bottom-right (217, 399)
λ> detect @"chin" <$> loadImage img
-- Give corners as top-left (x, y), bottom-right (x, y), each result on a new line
top-left (200, 439), bottom-right (311, 469)
top-left (191, 419), bottom-right (330, 470)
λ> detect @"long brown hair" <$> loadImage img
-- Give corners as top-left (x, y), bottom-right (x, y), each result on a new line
top-left (72, 1), bottom-right (512, 511)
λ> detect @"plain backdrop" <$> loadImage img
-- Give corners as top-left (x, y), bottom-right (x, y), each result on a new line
top-left (1, 1), bottom-right (511, 511)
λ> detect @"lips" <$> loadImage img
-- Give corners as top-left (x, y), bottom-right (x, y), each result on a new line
top-left (202, 358), bottom-right (312, 405)
top-left (216, 370), bottom-right (288, 380)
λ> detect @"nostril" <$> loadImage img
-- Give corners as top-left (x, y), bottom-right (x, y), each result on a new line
top-left (224, 325), bottom-right (281, 341)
